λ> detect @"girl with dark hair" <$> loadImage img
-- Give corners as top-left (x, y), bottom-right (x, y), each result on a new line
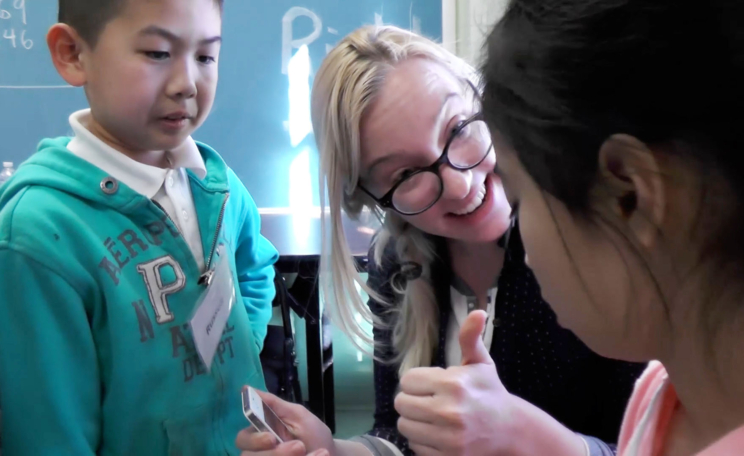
top-left (481, 1), bottom-right (744, 454)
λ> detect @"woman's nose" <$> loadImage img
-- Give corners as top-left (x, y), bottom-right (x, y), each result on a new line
top-left (440, 166), bottom-right (472, 201)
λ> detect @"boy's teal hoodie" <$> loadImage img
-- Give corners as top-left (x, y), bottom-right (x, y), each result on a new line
top-left (0, 138), bottom-right (279, 455)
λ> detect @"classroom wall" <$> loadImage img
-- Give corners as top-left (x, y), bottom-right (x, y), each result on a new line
top-left (0, 1), bottom-right (442, 209)
top-left (448, 0), bottom-right (508, 66)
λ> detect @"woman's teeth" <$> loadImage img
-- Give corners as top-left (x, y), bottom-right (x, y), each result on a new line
top-left (453, 182), bottom-right (487, 216)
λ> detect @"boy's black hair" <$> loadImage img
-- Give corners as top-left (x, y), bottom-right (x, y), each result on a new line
top-left (58, 0), bottom-right (224, 47)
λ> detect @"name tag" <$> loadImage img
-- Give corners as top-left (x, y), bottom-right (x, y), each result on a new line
top-left (190, 250), bottom-right (236, 371)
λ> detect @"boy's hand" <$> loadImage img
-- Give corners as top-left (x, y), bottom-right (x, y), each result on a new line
top-left (236, 390), bottom-right (334, 456)
top-left (237, 434), bottom-right (329, 456)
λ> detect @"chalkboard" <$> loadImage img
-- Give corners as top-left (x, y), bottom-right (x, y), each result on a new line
top-left (0, 1), bottom-right (442, 208)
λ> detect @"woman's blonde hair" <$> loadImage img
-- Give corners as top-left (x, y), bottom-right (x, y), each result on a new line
top-left (312, 25), bottom-right (477, 376)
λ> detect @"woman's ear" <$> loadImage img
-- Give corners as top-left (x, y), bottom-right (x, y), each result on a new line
top-left (47, 23), bottom-right (88, 87)
top-left (595, 134), bottom-right (665, 249)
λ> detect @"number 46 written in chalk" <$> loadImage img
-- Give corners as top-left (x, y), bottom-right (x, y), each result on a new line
top-left (3, 29), bottom-right (34, 49)
top-left (3, 28), bottom-right (33, 49)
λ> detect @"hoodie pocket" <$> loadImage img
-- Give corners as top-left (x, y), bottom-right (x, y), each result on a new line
top-left (162, 404), bottom-right (219, 456)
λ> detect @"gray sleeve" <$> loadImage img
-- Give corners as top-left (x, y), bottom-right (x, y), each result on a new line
top-left (349, 435), bottom-right (405, 456)
top-left (579, 434), bottom-right (617, 456)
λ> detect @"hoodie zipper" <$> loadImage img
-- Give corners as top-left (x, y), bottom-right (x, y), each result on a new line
top-left (199, 193), bottom-right (229, 286)
top-left (154, 193), bottom-right (232, 453)
top-left (204, 192), bottom-right (230, 454)
top-left (152, 200), bottom-right (184, 237)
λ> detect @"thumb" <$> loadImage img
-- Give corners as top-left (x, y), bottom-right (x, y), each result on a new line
top-left (459, 310), bottom-right (493, 366)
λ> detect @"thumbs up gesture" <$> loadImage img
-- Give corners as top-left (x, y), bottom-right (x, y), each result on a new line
top-left (394, 310), bottom-right (514, 456)
top-left (458, 309), bottom-right (495, 366)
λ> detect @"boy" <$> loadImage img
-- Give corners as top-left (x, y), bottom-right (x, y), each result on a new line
top-left (0, 1), bottom-right (279, 454)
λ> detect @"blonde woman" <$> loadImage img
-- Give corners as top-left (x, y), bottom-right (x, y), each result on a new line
top-left (237, 26), bottom-right (644, 456)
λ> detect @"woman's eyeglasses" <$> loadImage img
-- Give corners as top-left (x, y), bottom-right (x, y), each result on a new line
top-left (360, 112), bottom-right (493, 216)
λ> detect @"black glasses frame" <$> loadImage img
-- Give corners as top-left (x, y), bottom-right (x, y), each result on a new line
top-left (359, 112), bottom-right (493, 215)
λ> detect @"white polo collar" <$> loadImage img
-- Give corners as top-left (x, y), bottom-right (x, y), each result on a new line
top-left (66, 109), bottom-right (207, 199)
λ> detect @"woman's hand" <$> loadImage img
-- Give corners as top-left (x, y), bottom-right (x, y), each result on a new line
top-left (394, 311), bottom-right (587, 456)
top-left (235, 390), bottom-right (334, 456)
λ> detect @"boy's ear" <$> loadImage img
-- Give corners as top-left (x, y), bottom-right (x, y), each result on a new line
top-left (47, 24), bottom-right (88, 87)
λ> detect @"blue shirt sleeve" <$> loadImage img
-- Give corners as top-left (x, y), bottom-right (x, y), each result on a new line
top-left (0, 248), bottom-right (100, 455)
top-left (228, 170), bottom-right (279, 352)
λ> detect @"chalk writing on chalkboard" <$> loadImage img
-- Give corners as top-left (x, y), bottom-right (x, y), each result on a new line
top-left (281, 6), bottom-right (422, 75)
top-left (1, 0), bottom-right (32, 49)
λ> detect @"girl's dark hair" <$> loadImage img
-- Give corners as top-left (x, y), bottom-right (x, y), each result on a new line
top-left (482, 0), bottom-right (744, 263)
top-left (482, 0), bottom-right (744, 330)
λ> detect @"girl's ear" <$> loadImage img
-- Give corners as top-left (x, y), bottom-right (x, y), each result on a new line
top-left (594, 134), bottom-right (665, 249)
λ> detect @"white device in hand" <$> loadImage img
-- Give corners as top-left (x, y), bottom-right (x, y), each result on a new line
top-left (241, 387), bottom-right (295, 443)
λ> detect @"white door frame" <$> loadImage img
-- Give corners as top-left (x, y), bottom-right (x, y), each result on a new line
top-left (443, 0), bottom-right (508, 65)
